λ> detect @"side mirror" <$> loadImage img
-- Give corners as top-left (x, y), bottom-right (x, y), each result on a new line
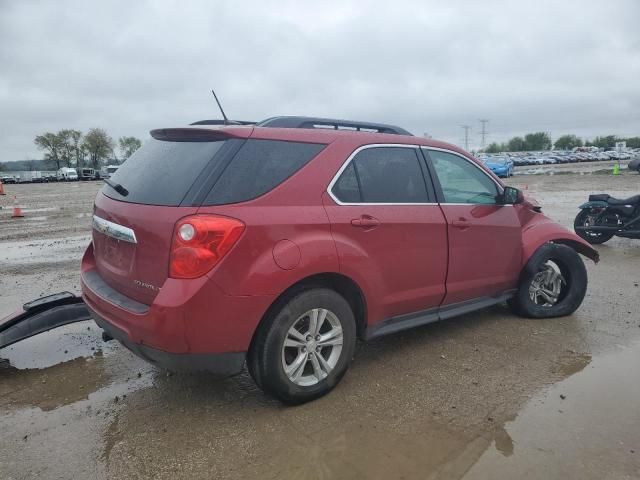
top-left (500, 186), bottom-right (524, 205)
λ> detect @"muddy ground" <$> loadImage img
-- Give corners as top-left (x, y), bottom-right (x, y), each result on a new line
top-left (0, 172), bottom-right (639, 479)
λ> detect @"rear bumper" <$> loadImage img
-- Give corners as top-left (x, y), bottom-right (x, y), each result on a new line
top-left (80, 244), bottom-right (275, 368)
top-left (90, 305), bottom-right (245, 376)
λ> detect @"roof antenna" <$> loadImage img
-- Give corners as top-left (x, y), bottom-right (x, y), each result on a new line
top-left (211, 89), bottom-right (229, 125)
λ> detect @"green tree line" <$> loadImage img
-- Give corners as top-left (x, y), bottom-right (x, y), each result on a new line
top-left (33, 129), bottom-right (142, 170)
top-left (484, 133), bottom-right (640, 153)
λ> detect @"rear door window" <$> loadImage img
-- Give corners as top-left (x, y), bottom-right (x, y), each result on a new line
top-left (203, 139), bottom-right (326, 205)
top-left (103, 138), bottom-right (226, 206)
top-left (331, 147), bottom-right (430, 203)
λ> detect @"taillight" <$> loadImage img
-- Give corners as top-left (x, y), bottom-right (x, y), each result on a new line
top-left (169, 215), bottom-right (245, 279)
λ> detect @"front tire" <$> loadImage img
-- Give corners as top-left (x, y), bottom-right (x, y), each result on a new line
top-left (509, 243), bottom-right (587, 318)
top-left (247, 288), bottom-right (356, 404)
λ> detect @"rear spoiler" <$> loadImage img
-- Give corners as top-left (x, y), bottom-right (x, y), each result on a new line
top-left (150, 127), bottom-right (250, 142)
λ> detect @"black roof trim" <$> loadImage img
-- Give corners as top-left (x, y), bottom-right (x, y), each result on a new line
top-left (256, 116), bottom-right (413, 136)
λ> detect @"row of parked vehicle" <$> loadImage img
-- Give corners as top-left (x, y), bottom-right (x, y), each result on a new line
top-left (0, 165), bottom-right (119, 184)
top-left (479, 148), bottom-right (640, 167)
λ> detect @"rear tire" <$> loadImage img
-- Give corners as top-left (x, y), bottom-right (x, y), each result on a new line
top-left (574, 209), bottom-right (614, 244)
top-left (247, 288), bottom-right (356, 404)
top-left (509, 243), bottom-right (587, 319)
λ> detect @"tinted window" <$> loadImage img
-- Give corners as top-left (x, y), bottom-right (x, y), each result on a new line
top-left (429, 150), bottom-right (498, 204)
top-left (104, 139), bottom-right (225, 206)
top-left (333, 147), bottom-right (428, 203)
top-left (331, 163), bottom-right (361, 202)
top-left (204, 139), bottom-right (326, 205)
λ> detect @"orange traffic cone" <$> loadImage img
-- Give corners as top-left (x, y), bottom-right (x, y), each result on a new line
top-left (0, 179), bottom-right (5, 195)
top-left (11, 195), bottom-right (24, 218)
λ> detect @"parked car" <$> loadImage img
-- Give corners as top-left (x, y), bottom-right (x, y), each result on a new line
top-left (1, 175), bottom-right (16, 184)
top-left (14, 171), bottom-right (43, 183)
top-left (628, 158), bottom-right (640, 173)
top-left (81, 116), bottom-right (598, 404)
top-left (481, 156), bottom-right (513, 177)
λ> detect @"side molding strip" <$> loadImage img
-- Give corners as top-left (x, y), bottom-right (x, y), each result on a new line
top-left (366, 290), bottom-right (517, 340)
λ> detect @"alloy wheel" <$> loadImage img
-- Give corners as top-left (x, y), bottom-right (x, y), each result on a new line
top-left (529, 261), bottom-right (566, 307)
top-left (281, 308), bottom-right (344, 387)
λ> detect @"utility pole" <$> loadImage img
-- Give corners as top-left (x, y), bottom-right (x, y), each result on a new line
top-left (460, 125), bottom-right (471, 151)
top-left (479, 119), bottom-right (489, 150)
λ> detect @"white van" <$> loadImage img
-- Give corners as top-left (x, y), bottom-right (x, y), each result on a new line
top-left (57, 167), bottom-right (78, 181)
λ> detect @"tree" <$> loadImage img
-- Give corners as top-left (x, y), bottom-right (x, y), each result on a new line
top-left (34, 132), bottom-right (64, 169)
top-left (83, 128), bottom-right (114, 169)
top-left (57, 130), bottom-right (76, 167)
top-left (524, 132), bottom-right (552, 151)
top-left (118, 136), bottom-right (142, 162)
top-left (484, 142), bottom-right (504, 153)
top-left (507, 136), bottom-right (526, 152)
top-left (67, 130), bottom-right (85, 169)
top-left (587, 135), bottom-right (616, 149)
top-left (484, 142), bottom-right (507, 153)
top-left (624, 137), bottom-right (640, 149)
top-left (554, 134), bottom-right (583, 150)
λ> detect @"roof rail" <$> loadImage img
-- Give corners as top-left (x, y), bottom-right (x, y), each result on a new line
top-left (190, 119), bottom-right (256, 126)
top-left (256, 116), bottom-right (413, 136)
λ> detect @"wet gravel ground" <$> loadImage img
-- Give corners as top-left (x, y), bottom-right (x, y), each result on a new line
top-left (0, 174), bottom-right (639, 479)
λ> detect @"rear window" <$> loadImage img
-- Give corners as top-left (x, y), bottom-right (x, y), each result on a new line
top-left (103, 138), bottom-right (225, 206)
top-left (203, 139), bottom-right (326, 205)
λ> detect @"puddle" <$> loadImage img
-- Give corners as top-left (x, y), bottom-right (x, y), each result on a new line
top-left (0, 320), bottom-right (107, 369)
top-left (236, 344), bottom-right (640, 479)
top-left (0, 321), bottom-right (154, 412)
top-left (0, 234), bottom-right (90, 264)
top-left (0, 346), bottom-right (154, 479)
top-left (463, 343), bottom-right (640, 479)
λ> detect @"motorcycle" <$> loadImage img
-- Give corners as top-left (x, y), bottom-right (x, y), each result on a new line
top-left (574, 193), bottom-right (640, 244)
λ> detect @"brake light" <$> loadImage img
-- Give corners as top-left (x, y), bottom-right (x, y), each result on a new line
top-left (169, 215), bottom-right (245, 279)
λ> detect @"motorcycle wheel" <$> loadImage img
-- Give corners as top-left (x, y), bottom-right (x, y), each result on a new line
top-left (574, 209), bottom-right (615, 245)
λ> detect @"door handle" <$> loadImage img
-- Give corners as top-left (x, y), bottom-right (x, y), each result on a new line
top-left (351, 215), bottom-right (380, 228)
top-left (451, 218), bottom-right (470, 230)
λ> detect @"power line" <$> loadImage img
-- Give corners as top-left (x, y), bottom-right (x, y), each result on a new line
top-left (479, 119), bottom-right (489, 149)
top-left (460, 125), bottom-right (471, 151)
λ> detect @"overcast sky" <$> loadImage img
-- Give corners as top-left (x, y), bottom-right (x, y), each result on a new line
top-left (1, 0), bottom-right (639, 160)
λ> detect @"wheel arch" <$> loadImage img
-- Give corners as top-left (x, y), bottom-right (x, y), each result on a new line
top-left (248, 272), bottom-right (369, 353)
top-left (522, 218), bottom-right (599, 265)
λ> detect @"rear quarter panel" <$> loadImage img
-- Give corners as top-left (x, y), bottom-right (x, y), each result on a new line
top-left (198, 140), bottom-right (362, 297)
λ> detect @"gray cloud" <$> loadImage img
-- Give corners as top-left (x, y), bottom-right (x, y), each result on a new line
top-left (1, 0), bottom-right (639, 160)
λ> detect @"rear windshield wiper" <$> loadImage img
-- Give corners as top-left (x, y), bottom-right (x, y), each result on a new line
top-left (103, 178), bottom-right (129, 197)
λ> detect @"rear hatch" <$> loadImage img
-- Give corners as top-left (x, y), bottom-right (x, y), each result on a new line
top-left (91, 128), bottom-right (250, 305)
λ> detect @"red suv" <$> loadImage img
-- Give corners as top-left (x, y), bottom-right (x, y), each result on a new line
top-left (81, 116), bottom-right (598, 404)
